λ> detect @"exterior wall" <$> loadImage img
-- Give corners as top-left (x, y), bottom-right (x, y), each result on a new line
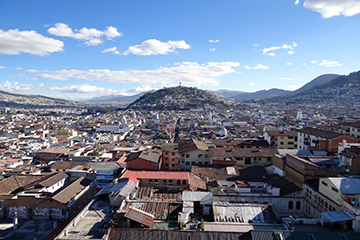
top-left (67, 180), bottom-right (97, 219)
top-left (235, 156), bottom-right (273, 167)
top-left (37, 152), bottom-right (63, 162)
top-left (40, 178), bottom-right (67, 193)
top-left (284, 155), bottom-right (336, 188)
top-left (180, 149), bottom-right (210, 171)
top-left (162, 151), bottom-right (180, 171)
top-left (127, 158), bottom-right (157, 171)
top-left (298, 132), bottom-right (359, 153)
top-left (5, 180), bottom-right (97, 220)
top-left (303, 183), bottom-right (341, 219)
top-left (318, 178), bottom-right (342, 205)
top-left (265, 132), bottom-right (297, 149)
top-left (139, 178), bottom-right (188, 188)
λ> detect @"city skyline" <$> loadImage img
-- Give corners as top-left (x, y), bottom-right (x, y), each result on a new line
top-left (0, 0), bottom-right (360, 100)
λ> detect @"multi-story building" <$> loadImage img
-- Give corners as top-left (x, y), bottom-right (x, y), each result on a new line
top-left (297, 127), bottom-right (359, 153)
top-left (161, 143), bottom-right (180, 171)
top-left (264, 130), bottom-right (297, 149)
top-left (178, 138), bottom-right (211, 171)
top-left (303, 177), bottom-right (360, 232)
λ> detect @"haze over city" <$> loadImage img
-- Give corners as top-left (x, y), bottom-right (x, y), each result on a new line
top-left (0, 0), bottom-right (360, 100)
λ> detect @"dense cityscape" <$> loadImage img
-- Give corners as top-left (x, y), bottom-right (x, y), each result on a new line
top-left (2, 1), bottom-right (360, 239)
top-left (1, 85), bottom-right (360, 239)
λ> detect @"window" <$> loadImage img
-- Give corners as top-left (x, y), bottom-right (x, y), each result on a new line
top-left (165, 158), bottom-right (169, 161)
top-left (177, 180), bottom-right (181, 185)
top-left (280, 142), bottom-right (284, 145)
top-left (171, 164), bottom-right (175, 167)
top-left (165, 163), bottom-right (168, 166)
top-left (172, 153), bottom-right (175, 156)
top-left (205, 154), bottom-right (209, 158)
top-left (163, 179), bottom-right (167, 183)
top-left (296, 201), bottom-right (301, 209)
top-left (245, 158), bottom-right (251, 164)
top-left (171, 158), bottom-right (175, 161)
top-left (186, 154), bottom-right (190, 158)
top-left (321, 181), bottom-right (328, 187)
top-left (288, 201), bottom-right (293, 209)
top-left (198, 154), bottom-right (203, 158)
top-left (182, 180), bottom-right (186, 185)
top-left (267, 157), bottom-right (272, 161)
top-left (331, 187), bottom-right (338, 193)
top-left (192, 161), bottom-right (196, 165)
top-left (185, 162), bottom-right (190, 165)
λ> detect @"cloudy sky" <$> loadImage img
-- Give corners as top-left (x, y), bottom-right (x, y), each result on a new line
top-left (0, 0), bottom-right (360, 100)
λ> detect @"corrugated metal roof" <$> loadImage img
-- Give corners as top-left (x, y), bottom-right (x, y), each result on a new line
top-left (213, 202), bottom-right (277, 224)
top-left (321, 211), bottom-right (355, 222)
top-left (328, 177), bottom-right (360, 194)
top-left (124, 206), bottom-right (154, 227)
top-left (182, 191), bottom-right (213, 203)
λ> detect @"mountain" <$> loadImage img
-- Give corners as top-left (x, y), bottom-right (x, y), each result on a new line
top-left (207, 90), bottom-right (246, 99)
top-left (232, 88), bottom-right (291, 101)
top-left (126, 86), bottom-right (230, 110)
top-left (262, 71), bottom-right (360, 105)
top-left (293, 74), bottom-right (340, 93)
top-left (0, 90), bottom-right (87, 108)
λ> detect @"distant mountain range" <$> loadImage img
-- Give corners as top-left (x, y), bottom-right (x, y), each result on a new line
top-left (0, 90), bottom-right (87, 108)
top-left (0, 70), bottom-right (359, 108)
top-left (262, 71), bottom-right (360, 105)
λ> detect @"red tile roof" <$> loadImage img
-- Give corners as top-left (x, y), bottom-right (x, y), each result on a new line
top-left (121, 170), bottom-right (190, 180)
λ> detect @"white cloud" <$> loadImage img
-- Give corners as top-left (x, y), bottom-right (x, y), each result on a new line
top-left (102, 47), bottom-right (120, 55)
top-left (47, 23), bottom-right (123, 46)
top-left (15, 67), bottom-right (22, 70)
top-left (26, 69), bottom-right (40, 73)
top-left (130, 85), bottom-right (153, 93)
top-left (244, 64), bottom-right (269, 70)
top-left (286, 62), bottom-right (293, 65)
top-left (302, 63), bottom-right (306, 65)
top-left (249, 81), bottom-right (255, 86)
top-left (36, 61), bottom-right (239, 87)
top-left (209, 40), bottom-right (219, 43)
top-left (303, 0), bottom-right (360, 18)
top-left (253, 43), bottom-right (259, 47)
top-left (254, 64), bottom-right (269, 69)
top-left (295, 0), bottom-right (300, 5)
top-left (311, 60), bottom-right (317, 64)
top-left (48, 84), bottom-right (128, 95)
top-left (288, 51), bottom-right (295, 55)
top-left (210, 48), bottom-right (216, 51)
top-left (122, 39), bottom-right (190, 56)
top-left (279, 77), bottom-right (294, 80)
top-left (0, 29), bottom-right (64, 56)
top-left (0, 81), bottom-right (44, 92)
top-left (263, 42), bottom-right (297, 56)
top-left (318, 59), bottom-right (342, 67)
top-left (0, 66), bottom-right (6, 69)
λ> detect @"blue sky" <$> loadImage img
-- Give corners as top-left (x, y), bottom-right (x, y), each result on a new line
top-left (0, 0), bottom-right (360, 100)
